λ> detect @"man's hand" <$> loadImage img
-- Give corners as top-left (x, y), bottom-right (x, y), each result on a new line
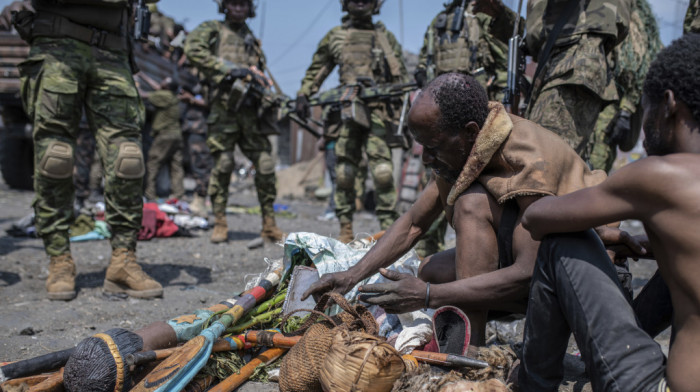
top-left (0, 1), bottom-right (34, 30)
top-left (358, 268), bottom-right (427, 313)
top-left (229, 67), bottom-right (253, 80)
top-left (414, 69), bottom-right (427, 89)
top-left (301, 270), bottom-right (358, 301)
top-left (295, 94), bottom-right (310, 120)
top-left (595, 226), bottom-right (649, 263)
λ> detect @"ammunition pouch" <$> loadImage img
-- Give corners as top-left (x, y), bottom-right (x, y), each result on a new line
top-left (258, 95), bottom-right (282, 136)
top-left (383, 120), bottom-right (412, 149)
top-left (322, 104), bottom-right (342, 140)
top-left (340, 97), bottom-right (370, 130)
top-left (221, 78), bottom-right (264, 114)
top-left (30, 13), bottom-right (129, 51)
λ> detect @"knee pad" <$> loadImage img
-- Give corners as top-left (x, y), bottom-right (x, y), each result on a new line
top-left (217, 151), bottom-right (235, 174)
top-left (114, 141), bottom-right (145, 179)
top-left (373, 163), bottom-right (394, 189)
top-left (38, 141), bottom-right (74, 179)
top-left (256, 152), bottom-right (275, 175)
top-left (336, 164), bottom-right (356, 190)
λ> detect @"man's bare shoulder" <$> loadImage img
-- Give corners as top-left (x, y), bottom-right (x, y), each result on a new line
top-left (610, 154), bottom-right (700, 191)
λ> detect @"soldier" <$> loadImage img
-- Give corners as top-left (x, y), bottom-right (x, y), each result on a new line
top-left (524, 0), bottom-right (630, 162)
top-left (589, 0), bottom-right (662, 172)
top-left (0, 0), bottom-right (163, 300)
top-left (185, 0), bottom-right (284, 244)
top-left (685, 0), bottom-right (700, 34)
top-left (142, 77), bottom-right (186, 201)
top-left (295, 0), bottom-right (409, 243)
top-left (413, 0), bottom-right (520, 257)
top-left (415, 0), bottom-right (520, 99)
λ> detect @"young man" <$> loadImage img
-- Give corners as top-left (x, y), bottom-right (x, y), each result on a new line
top-left (303, 72), bottom-right (611, 345)
top-left (519, 34), bottom-right (700, 392)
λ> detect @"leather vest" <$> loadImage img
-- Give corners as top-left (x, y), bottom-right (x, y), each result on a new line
top-left (434, 10), bottom-right (481, 75)
top-left (216, 22), bottom-right (262, 69)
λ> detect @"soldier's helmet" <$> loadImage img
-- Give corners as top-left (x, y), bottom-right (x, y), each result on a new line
top-left (216, 0), bottom-right (257, 18)
top-left (340, 0), bottom-right (384, 15)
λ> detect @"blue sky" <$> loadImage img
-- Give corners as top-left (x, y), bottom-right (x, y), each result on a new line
top-left (0, 0), bottom-right (690, 94)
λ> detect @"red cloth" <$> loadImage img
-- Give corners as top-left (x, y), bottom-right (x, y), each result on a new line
top-left (138, 203), bottom-right (179, 240)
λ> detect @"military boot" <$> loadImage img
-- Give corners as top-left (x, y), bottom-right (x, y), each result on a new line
top-left (104, 248), bottom-right (163, 299)
top-left (190, 194), bottom-right (208, 218)
top-left (46, 254), bottom-right (77, 301)
top-left (261, 215), bottom-right (285, 243)
top-left (210, 213), bottom-right (228, 243)
top-left (338, 221), bottom-right (354, 243)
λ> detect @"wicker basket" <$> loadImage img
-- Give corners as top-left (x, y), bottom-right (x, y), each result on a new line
top-left (319, 330), bottom-right (404, 392)
top-left (278, 292), bottom-right (378, 392)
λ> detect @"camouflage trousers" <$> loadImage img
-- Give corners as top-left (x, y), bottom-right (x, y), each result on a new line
top-left (185, 132), bottom-right (213, 197)
top-left (145, 132), bottom-right (185, 200)
top-left (19, 37), bottom-right (145, 257)
top-left (526, 84), bottom-right (603, 161)
top-left (335, 109), bottom-right (398, 229)
top-left (206, 105), bottom-right (276, 217)
top-left (74, 127), bottom-right (96, 200)
top-left (589, 103), bottom-right (618, 173)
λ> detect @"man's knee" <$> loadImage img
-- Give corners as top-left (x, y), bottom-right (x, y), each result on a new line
top-left (38, 141), bottom-right (74, 179)
top-left (372, 162), bottom-right (394, 190)
top-left (256, 152), bottom-right (275, 176)
top-left (336, 163), bottom-right (356, 190)
top-left (114, 141), bottom-right (145, 179)
top-left (215, 151), bottom-right (235, 174)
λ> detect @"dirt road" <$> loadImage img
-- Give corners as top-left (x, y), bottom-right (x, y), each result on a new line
top-left (0, 176), bottom-right (668, 392)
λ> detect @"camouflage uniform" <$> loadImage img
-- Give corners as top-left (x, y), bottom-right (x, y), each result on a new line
top-left (589, 0), bottom-right (661, 172)
top-left (18, 1), bottom-right (148, 257)
top-left (525, 0), bottom-right (630, 161)
top-left (73, 120), bottom-right (95, 202)
top-left (184, 20), bottom-right (277, 219)
top-left (298, 17), bottom-right (408, 229)
top-left (417, 1), bottom-right (520, 100)
top-left (183, 101), bottom-right (212, 198)
top-left (144, 89), bottom-right (185, 200)
top-left (685, 0), bottom-right (700, 34)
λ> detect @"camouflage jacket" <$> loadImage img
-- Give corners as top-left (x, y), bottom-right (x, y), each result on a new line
top-left (685, 0), bottom-right (700, 34)
top-left (612, 0), bottom-right (662, 113)
top-left (298, 17), bottom-right (408, 97)
top-left (184, 20), bottom-right (266, 87)
top-left (526, 0), bottom-right (631, 62)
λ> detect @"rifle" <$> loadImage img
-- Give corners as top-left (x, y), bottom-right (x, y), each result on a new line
top-left (502, 0), bottom-right (525, 115)
top-left (306, 80), bottom-right (418, 108)
top-left (133, 0), bottom-right (151, 42)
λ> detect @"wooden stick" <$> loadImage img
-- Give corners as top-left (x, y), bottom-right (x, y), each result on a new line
top-left (207, 348), bottom-right (287, 392)
top-left (28, 368), bottom-right (63, 392)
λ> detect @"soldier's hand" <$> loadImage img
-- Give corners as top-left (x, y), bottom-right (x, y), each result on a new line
top-left (473, 0), bottom-right (503, 18)
top-left (609, 110), bottom-right (632, 148)
top-left (295, 94), bottom-right (310, 120)
top-left (0, 1), bottom-right (34, 30)
top-left (229, 67), bottom-right (253, 80)
top-left (414, 69), bottom-right (427, 89)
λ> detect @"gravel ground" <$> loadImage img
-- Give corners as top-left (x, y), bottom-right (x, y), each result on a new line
top-left (0, 175), bottom-right (669, 391)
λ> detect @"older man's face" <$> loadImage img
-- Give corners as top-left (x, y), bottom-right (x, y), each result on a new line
top-left (407, 93), bottom-right (471, 183)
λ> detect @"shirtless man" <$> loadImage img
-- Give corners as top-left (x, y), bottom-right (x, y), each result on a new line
top-left (519, 34), bottom-right (700, 392)
top-left (303, 72), bottom-right (609, 345)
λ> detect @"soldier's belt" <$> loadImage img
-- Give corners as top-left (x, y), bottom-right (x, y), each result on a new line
top-left (32, 13), bottom-right (128, 51)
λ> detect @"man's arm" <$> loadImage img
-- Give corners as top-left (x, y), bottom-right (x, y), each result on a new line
top-left (302, 179), bottom-right (444, 299)
top-left (184, 21), bottom-right (230, 85)
top-left (522, 157), bottom-right (665, 240)
top-left (297, 29), bottom-right (336, 97)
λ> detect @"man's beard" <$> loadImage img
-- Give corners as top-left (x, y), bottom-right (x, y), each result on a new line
top-left (431, 164), bottom-right (461, 184)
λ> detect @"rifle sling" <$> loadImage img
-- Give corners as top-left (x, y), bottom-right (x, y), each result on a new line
top-left (527, 0), bottom-right (579, 103)
top-left (375, 26), bottom-right (403, 79)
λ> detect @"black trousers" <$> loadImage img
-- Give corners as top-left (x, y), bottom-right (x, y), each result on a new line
top-left (519, 230), bottom-right (666, 392)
